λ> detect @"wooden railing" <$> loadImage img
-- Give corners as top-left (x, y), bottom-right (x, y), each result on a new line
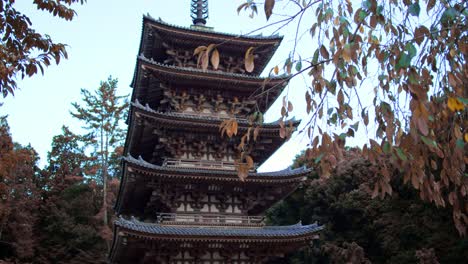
top-left (156, 213), bottom-right (265, 226)
top-left (163, 158), bottom-right (257, 171)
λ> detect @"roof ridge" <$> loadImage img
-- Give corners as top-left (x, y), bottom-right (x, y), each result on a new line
top-left (143, 15), bottom-right (283, 41)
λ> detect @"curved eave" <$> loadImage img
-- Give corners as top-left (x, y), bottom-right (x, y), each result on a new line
top-left (144, 15), bottom-right (283, 44)
top-left (131, 100), bottom-right (300, 134)
top-left (143, 15), bottom-right (283, 74)
top-left (114, 155), bottom-right (309, 213)
top-left (136, 55), bottom-right (289, 88)
top-left (124, 155), bottom-right (310, 183)
top-left (114, 217), bottom-right (323, 242)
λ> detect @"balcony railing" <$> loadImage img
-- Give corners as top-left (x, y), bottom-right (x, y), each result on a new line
top-left (156, 213), bottom-right (265, 227)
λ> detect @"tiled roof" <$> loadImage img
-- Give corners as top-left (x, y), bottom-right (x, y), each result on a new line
top-left (131, 99), bottom-right (300, 129)
top-left (138, 55), bottom-right (290, 83)
top-left (124, 155), bottom-right (310, 179)
top-left (143, 15), bottom-right (283, 41)
top-left (115, 217), bottom-right (323, 239)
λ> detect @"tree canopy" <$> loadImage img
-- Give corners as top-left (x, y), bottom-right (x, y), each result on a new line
top-left (215, 0), bottom-right (467, 235)
top-left (0, 0), bottom-right (85, 97)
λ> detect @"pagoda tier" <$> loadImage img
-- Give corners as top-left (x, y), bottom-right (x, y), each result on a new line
top-left (111, 7), bottom-right (323, 262)
top-left (109, 217), bottom-right (323, 264)
top-left (115, 155), bottom-right (310, 219)
top-left (125, 100), bottom-right (300, 166)
top-left (134, 15), bottom-right (282, 78)
top-left (131, 55), bottom-right (289, 114)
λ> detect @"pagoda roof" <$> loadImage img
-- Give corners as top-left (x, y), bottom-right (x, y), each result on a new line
top-left (131, 100), bottom-right (300, 133)
top-left (143, 15), bottom-right (283, 42)
top-left (134, 15), bottom-right (283, 81)
top-left (114, 216), bottom-right (323, 241)
top-left (115, 155), bottom-right (309, 215)
top-left (124, 155), bottom-right (310, 182)
top-left (136, 55), bottom-right (289, 88)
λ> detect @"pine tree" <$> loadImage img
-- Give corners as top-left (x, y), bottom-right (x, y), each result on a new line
top-left (70, 76), bottom-right (128, 228)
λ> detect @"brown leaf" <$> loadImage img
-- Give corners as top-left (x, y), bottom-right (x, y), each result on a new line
top-left (320, 45), bottom-right (329, 60)
top-left (279, 127), bottom-right (286, 138)
top-left (287, 101), bottom-right (293, 112)
top-left (245, 155), bottom-right (254, 169)
top-left (244, 47), bottom-right (255, 73)
top-left (237, 163), bottom-right (250, 181)
top-left (237, 2), bottom-right (249, 14)
top-left (264, 0), bottom-right (275, 20)
top-left (194, 46), bottom-right (207, 56)
top-left (211, 49), bottom-right (220, 70)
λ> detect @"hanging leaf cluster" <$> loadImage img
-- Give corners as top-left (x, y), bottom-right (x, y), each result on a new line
top-left (0, 0), bottom-right (85, 97)
top-left (194, 44), bottom-right (220, 71)
top-left (237, 0), bottom-right (468, 235)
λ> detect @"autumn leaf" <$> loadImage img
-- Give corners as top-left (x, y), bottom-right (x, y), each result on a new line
top-left (447, 97), bottom-right (464, 112)
top-left (244, 47), bottom-right (255, 73)
top-left (211, 49), bottom-right (220, 70)
top-left (274, 65), bottom-right (279, 75)
top-left (264, 0), bottom-right (275, 20)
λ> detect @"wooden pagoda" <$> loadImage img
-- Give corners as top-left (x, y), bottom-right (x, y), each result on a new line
top-left (109, 1), bottom-right (323, 263)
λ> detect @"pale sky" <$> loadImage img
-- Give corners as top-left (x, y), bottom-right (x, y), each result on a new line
top-left (1, 0), bottom-right (321, 171)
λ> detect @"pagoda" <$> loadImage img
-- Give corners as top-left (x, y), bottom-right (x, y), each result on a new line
top-left (109, 1), bottom-right (323, 263)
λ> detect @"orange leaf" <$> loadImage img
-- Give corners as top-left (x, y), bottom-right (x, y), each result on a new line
top-left (448, 97), bottom-right (464, 112)
top-left (273, 65), bottom-right (279, 75)
top-left (245, 155), bottom-right (254, 169)
top-left (194, 46), bottom-right (207, 56)
top-left (244, 47), bottom-right (255, 73)
top-left (211, 49), bottom-right (220, 70)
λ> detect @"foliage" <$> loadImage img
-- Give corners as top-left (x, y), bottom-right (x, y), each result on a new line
top-left (0, 0), bottom-right (85, 97)
top-left (0, 117), bottom-right (40, 262)
top-left (229, 0), bottom-right (468, 235)
top-left (267, 154), bottom-right (468, 263)
top-left (0, 117), bottom-right (116, 263)
top-left (70, 76), bottom-right (127, 228)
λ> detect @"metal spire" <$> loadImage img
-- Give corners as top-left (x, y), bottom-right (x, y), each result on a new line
top-left (191, 0), bottom-right (208, 26)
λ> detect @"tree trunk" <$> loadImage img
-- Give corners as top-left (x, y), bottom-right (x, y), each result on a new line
top-left (101, 121), bottom-right (108, 227)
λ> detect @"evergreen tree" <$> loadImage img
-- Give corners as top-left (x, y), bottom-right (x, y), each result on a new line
top-left (70, 76), bottom-right (127, 228)
top-left (36, 126), bottom-right (107, 263)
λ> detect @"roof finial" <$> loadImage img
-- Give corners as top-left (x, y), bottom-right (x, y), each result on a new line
top-left (191, 0), bottom-right (208, 26)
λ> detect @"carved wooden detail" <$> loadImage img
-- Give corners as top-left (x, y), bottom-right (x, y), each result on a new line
top-left (161, 89), bottom-right (256, 117)
top-left (162, 42), bottom-right (247, 74)
top-left (145, 182), bottom-right (294, 219)
top-left (157, 135), bottom-right (237, 163)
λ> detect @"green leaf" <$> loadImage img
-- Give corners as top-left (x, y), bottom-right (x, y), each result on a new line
top-left (295, 59), bottom-right (302, 71)
top-left (312, 49), bottom-right (319, 64)
top-left (383, 141), bottom-right (391, 154)
top-left (338, 133), bottom-right (347, 140)
top-left (396, 53), bottom-right (411, 70)
top-left (405, 42), bottom-right (417, 59)
top-left (395, 147), bottom-right (408, 161)
top-left (458, 97), bottom-right (468, 104)
top-left (421, 136), bottom-right (437, 148)
top-left (358, 10), bottom-right (367, 21)
top-left (440, 8), bottom-right (458, 24)
top-left (408, 3), bottom-right (420, 17)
